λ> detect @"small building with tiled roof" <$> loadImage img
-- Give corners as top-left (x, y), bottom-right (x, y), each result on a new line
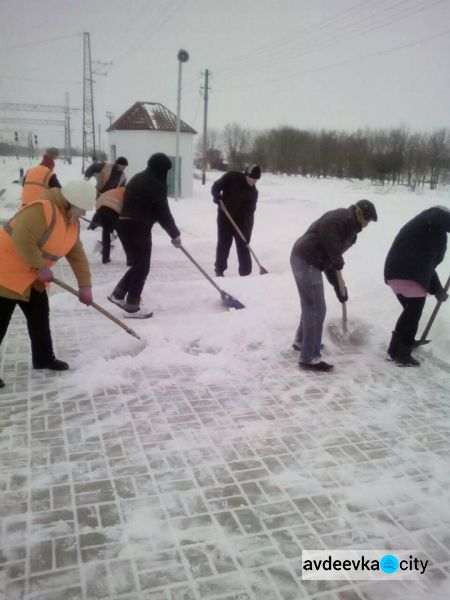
top-left (107, 101), bottom-right (197, 198)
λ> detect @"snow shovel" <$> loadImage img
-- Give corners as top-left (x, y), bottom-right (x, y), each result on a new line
top-left (219, 200), bottom-right (268, 274)
top-left (53, 278), bottom-right (142, 340)
top-left (177, 245), bottom-right (245, 310)
top-left (416, 274), bottom-right (450, 346)
top-left (327, 271), bottom-right (368, 346)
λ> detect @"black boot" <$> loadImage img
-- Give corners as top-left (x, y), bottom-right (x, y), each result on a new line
top-left (33, 358), bottom-right (69, 371)
top-left (299, 360), bottom-right (334, 372)
top-left (395, 341), bottom-right (420, 367)
top-left (388, 332), bottom-right (420, 367)
top-left (387, 331), bottom-right (400, 360)
top-left (0, 377), bottom-right (4, 388)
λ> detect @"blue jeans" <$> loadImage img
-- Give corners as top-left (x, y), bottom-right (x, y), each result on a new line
top-left (290, 254), bottom-right (326, 363)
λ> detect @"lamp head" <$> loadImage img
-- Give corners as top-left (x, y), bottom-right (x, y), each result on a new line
top-left (177, 49), bottom-right (189, 62)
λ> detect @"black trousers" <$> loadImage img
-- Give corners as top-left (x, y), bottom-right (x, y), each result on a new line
top-left (0, 288), bottom-right (54, 364)
top-left (92, 206), bottom-right (118, 262)
top-left (395, 294), bottom-right (426, 345)
top-left (215, 210), bottom-right (253, 276)
top-left (115, 219), bottom-right (151, 302)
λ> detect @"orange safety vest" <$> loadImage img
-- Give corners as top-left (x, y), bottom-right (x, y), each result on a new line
top-left (22, 165), bottom-right (53, 206)
top-left (95, 187), bottom-right (125, 214)
top-left (0, 197), bottom-right (79, 295)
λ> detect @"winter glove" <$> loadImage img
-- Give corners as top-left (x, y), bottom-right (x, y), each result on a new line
top-left (334, 285), bottom-right (348, 303)
top-left (78, 286), bottom-right (93, 306)
top-left (37, 266), bottom-right (54, 283)
top-left (435, 289), bottom-right (448, 303)
top-left (212, 195), bottom-right (220, 204)
top-left (171, 236), bottom-right (182, 248)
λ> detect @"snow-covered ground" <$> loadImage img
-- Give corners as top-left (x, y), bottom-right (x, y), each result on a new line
top-left (0, 156), bottom-right (449, 599)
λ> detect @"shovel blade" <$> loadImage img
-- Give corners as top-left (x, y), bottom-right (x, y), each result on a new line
top-left (413, 339), bottom-right (431, 347)
top-left (221, 291), bottom-right (245, 310)
top-left (259, 266), bottom-right (269, 275)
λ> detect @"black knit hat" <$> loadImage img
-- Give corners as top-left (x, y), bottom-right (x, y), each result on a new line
top-left (244, 164), bottom-right (261, 180)
top-left (355, 199), bottom-right (377, 222)
top-left (45, 147), bottom-right (59, 158)
top-left (115, 156), bottom-right (128, 166)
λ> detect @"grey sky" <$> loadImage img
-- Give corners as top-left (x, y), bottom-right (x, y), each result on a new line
top-left (1, 0), bottom-right (449, 150)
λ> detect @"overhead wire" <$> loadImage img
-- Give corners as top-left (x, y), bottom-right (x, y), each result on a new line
top-left (0, 33), bottom-right (81, 53)
top-left (215, 0), bottom-right (446, 88)
top-left (214, 0), bottom-right (379, 74)
top-left (214, 26), bottom-right (450, 94)
top-left (111, 0), bottom-right (185, 67)
top-left (105, 0), bottom-right (154, 50)
top-left (216, 0), bottom-right (442, 82)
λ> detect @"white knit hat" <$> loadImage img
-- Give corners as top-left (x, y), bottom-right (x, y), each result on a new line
top-left (61, 180), bottom-right (96, 211)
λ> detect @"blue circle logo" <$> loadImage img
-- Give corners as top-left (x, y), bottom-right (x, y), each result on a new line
top-left (380, 554), bottom-right (399, 574)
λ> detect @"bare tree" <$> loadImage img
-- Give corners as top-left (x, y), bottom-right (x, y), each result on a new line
top-left (428, 129), bottom-right (449, 189)
top-left (222, 123), bottom-right (251, 169)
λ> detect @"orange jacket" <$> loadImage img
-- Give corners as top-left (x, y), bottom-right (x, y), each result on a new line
top-left (22, 165), bottom-right (54, 206)
top-left (95, 187), bottom-right (125, 214)
top-left (0, 197), bottom-right (79, 295)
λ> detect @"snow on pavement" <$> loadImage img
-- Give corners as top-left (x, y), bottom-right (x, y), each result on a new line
top-left (0, 156), bottom-right (449, 599)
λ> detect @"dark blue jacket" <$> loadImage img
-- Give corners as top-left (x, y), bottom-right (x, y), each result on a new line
top-left (384, 207), bottom-right (450, 294)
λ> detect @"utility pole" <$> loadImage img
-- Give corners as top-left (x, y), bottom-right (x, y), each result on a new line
top-left (98, 123), bottom-right (101, 153)
top-left (201, 69), bottom-right (211, 185)
top-left (82, 32), bottom-right (96, 173)
top-left (175, 49), bottom-right (189, 200)
top-left (64, 92), bottom-right (72, 164)
top-left (106, 111), bottom-right (114, 126)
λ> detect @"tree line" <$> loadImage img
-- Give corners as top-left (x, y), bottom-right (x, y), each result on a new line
top-left (199, 125), bottom-right (450, 189)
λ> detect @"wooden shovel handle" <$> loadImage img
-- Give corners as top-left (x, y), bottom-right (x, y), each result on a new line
top-left (52, 278), bottom-right (141, 339)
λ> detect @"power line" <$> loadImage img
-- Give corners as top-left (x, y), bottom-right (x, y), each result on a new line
top-left (0, 75), bottom-right (81, 85)
top-left (215, 26), bottom-right (450, 94)
top-left (106, 0), bottom-right (154, 50)
top-left (111, 0), bottom-right (184, 66)
top-left (216, 0), bottom-right (445, 85)
top-left (0, 33), bottom-right (80, 52)
top-left (215, 0), bottom-right (378, 74)
top-left (191, 90), bottom-right (203, 127)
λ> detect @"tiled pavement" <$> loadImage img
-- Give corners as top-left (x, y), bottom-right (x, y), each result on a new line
top-left (0, 254), bottom-right (449, 600)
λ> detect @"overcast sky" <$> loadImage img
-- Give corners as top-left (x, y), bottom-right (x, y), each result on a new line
top-left (1, 0), bottom-right (449, 150)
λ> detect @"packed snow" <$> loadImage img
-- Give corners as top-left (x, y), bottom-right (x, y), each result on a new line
top-left (0, 155), bottom-right (449, 599)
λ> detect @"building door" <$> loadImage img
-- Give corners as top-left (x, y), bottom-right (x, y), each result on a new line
top-left (167, 156), bottom-right (181, 197)
top-left (109, 145), bottom-right (117, 162)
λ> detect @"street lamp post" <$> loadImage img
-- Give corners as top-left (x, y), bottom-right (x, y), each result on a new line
top-left (174, 49), bottom-right (189, 201)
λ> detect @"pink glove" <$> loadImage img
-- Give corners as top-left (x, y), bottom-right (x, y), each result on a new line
top-left (37, 266), bottom-right (54, 283)
top-left (79, 286), bottom-right (93, 306)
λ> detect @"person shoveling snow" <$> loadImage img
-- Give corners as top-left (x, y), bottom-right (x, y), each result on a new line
top-left (290, 199), bottom-right (378, 372)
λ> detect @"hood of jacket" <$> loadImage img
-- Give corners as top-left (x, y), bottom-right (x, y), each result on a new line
top-left (147, 153), bottom-right (172, 183)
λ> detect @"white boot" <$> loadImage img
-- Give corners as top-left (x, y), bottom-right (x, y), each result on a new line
top-left (122, 306), bottom-right (153, 319)
top-left (107, 293), bottom-right (126, 308)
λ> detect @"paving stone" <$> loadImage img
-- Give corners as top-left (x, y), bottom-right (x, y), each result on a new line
top-left (1, 236), bottom-right (449, 600)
